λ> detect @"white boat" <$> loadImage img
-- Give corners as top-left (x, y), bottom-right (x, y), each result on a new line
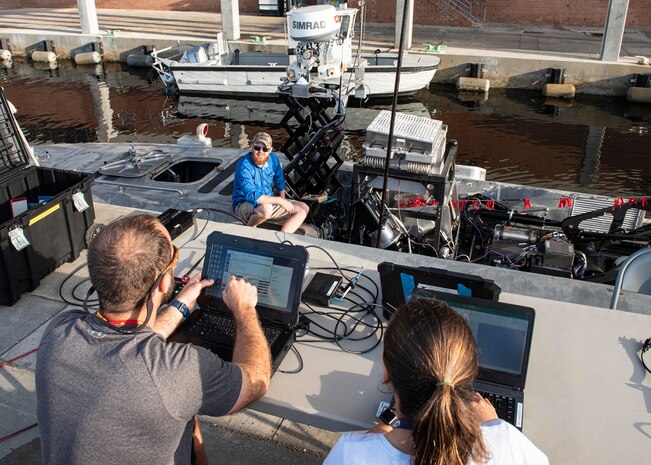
top-left (151, 6), bottom-right (439, 100)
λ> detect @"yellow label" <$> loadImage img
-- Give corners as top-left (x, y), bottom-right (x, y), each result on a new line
top-left (28, 203), bottom-right (61, 226)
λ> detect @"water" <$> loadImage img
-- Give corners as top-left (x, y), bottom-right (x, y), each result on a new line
top-left (1, 59), bottom-right (650, 198)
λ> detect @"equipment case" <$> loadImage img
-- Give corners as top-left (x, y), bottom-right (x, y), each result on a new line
top-left (0, 87), bottom-right (95, 306)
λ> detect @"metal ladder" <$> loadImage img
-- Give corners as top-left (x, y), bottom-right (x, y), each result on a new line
top-left (440, 0), bottom-right (488, 24)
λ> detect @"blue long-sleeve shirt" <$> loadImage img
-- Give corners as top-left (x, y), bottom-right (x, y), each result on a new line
top-left (232, 151), bottom-right (286, 211)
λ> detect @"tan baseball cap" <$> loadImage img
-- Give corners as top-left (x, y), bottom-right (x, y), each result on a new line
top-left (252, 132), bottom-right (273, 150)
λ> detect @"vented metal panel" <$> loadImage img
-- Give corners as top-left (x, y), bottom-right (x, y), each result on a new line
top-left (366, 110), bottom-right (443, 142)
top-left (570, 195), bottom-right (644, 233)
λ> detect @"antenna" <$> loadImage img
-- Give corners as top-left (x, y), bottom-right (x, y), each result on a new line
top-left (375, 0), bottom-right (409, 249)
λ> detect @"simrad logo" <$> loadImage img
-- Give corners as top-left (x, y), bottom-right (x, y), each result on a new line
top-left (292, 20), bottom-right (326, 30)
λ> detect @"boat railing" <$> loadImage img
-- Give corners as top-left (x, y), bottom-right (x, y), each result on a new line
top-left (151, 43), bottom-right (198, 86)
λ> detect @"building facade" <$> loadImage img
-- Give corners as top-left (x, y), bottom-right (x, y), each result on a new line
top-left (2, 0), bottom-right (650, 28)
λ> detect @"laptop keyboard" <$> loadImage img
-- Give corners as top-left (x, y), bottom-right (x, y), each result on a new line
top-left (186, 312), bottom-right (281, 346)
top-left (476, 389), bottom-right (516, 426)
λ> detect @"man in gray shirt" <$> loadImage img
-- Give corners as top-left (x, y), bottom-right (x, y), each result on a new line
top-left (36, 214), bottom-right (271, 465)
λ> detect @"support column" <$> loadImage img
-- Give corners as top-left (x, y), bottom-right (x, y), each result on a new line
top-left (394, 0), bottom-right (413, 50)
top-left (222, 0), bottom-right (241, 41)
top-left (600, 0), bottom-right (629, 62)
top-left (77, 0), bottom-right (99, 35)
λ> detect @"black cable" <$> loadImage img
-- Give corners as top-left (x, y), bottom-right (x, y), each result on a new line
top-left (179, 214), bottom-right (211, 249)
top-left (299, 301), bottom-right (384, 354)
top-left (58, 263), bottom-right (95, 307)
top-left (195, 207), bottom-right (247, 226)
top-left (0, 423), bottom-right (38, 443)
top-left (304, 245), bottom-right (353, 284)
top-left (642, 337), bottom-right (651, 374)
top-left (183, 253), bottom-right (206, 278)
top-left (278, 346), bottom-right (304, 374)
top-left (332, 303), bottom-right (384, 354)
top-left (72, 278), bottom-right (97, 305)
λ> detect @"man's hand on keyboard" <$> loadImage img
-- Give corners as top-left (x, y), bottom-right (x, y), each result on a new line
top-left (222, 275), bottom-right (258, 318)
top-left (471, 392), bottom-right (498, 424)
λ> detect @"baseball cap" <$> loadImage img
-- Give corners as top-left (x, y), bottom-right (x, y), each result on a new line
top-left (252, 132), bottom-right (273, 150)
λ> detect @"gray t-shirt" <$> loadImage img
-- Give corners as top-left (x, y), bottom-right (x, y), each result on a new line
top-left (36, 309), bottom-right (242, 465)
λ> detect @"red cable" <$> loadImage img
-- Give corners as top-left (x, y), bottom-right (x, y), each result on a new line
top-left (0, 348), bottom-right (38, 369)
top-left (0, 348), bottom-right (40, 443)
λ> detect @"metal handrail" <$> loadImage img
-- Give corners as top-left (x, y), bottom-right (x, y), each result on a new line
top-left (445, 0), bottom-right (487, 23)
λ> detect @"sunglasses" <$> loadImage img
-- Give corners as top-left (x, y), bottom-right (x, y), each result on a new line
top-left (163, 245), bottom-right (179, 276)
top-left (253, 145), bottom-right (270, 152)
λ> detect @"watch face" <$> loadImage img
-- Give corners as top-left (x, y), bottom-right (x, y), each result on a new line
top-left (378, 407), bottom-right (398, 426)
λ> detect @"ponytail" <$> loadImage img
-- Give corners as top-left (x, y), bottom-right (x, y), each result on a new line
top-left (383, 300), bottom-right (489, 465)
top-left (412, 382), bottom-right (487, 465)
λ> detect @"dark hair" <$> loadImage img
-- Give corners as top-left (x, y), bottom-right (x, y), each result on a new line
top-left (383, 299), bottom-right (488, 465)
top-left (88, 214), bottom-right (171, 314)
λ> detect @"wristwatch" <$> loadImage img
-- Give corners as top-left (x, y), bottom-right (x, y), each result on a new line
top-left (167, 299), bottom-right (191, 321)
top-left (378, 407), bottom-right (399, 428)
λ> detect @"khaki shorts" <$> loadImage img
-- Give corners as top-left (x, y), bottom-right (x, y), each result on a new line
top-left (235, 202), bottom-right (292, 224)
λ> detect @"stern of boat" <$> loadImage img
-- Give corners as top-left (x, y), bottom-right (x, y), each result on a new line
top-left (151, 50), bottom-right (177, 87)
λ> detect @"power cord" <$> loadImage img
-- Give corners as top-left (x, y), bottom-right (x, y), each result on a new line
top-left (642, 337), bottom-right (651, 374)
top-left (278, 346), bottom-right (304, 374)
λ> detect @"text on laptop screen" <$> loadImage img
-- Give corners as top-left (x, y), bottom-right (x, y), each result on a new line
top-left (449, 301), bottom-right (529, 376)
top-left (203, 245), bottom-right (296, 312)
top-left (411, 289), bottom-right (529, 376)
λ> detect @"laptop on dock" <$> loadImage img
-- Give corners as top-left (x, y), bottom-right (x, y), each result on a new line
top-left (171, 231), bottom-right (308, 372)
top-left (409, 288), bottom-right (535, 430)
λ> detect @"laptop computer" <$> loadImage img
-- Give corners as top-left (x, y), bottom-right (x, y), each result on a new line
top-left (377, 262), bottom-right (501, 319)
top-left (171, 231), bottom-right (309, 372)
top-left (408, 288), bottom-right (535, 431)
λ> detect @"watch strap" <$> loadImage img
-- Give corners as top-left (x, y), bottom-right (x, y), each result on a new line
top-left (168, 299), bottom-right (191, 321)
top-left (378, 407), bottom-right (399, 427)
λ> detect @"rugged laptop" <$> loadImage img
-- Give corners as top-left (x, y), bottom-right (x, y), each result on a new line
top-left (409, 288), bottom-right (535, 430)
top-left (172, 231), bottom-right (308, 372)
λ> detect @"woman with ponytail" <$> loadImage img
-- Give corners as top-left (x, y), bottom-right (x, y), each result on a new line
top-left (323, 299), bottom-right (548, 465)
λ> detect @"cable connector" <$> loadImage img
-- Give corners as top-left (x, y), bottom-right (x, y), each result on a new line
top-left (331, 266), bottom-right (364, 303)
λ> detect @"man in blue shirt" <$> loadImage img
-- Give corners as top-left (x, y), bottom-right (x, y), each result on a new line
top-left (232, 132), bottom-right (309, 233)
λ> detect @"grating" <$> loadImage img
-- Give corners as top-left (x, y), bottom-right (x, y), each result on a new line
top-left (366, 111), bottom-right (443, 144)
top-left (570, 196), bottom-right (644, 233)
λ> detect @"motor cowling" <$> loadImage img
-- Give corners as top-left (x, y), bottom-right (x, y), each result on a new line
top-left (288, 5), bottom-right (340, 42)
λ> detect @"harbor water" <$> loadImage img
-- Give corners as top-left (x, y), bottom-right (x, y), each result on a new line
top-left (1, 59), bottom-right (650, 198)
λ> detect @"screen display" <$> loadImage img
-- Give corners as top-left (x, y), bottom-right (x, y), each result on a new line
top-left (203, 244), bottom-right (297, 313)
top-left (411, 289), bottom-right (529, 375)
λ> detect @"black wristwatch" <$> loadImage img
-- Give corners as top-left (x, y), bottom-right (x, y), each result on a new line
top-left (167, 299), bottom-right (191, 321)
top-left (378, 407), bottom-right (399, 428)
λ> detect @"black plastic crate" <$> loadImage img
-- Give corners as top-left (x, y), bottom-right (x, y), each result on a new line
top-left (0, 87), bottom-right (95, 305)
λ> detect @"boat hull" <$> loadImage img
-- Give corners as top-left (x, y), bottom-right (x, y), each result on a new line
top-left (168, 55), bottom-right (439, 99)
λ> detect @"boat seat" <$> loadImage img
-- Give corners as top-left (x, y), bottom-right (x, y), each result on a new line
top-left (610, 247), bottom-right (651, 309)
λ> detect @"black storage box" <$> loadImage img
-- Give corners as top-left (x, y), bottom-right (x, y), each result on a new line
top-left (0, 87), bottom-right (95, 305)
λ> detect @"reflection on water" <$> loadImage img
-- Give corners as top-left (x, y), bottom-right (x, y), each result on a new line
top-left (1, 59), bottom-right (649, 197)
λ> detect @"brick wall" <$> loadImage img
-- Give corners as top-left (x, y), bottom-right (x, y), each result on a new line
top-left (351, 0), bottom-right (651, 28)
top-left (1, 0), bottom-right (649, 28)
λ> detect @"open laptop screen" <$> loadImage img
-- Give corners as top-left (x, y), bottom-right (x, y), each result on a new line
top-left (411, 288), bottom-right (534, 389)
top-left (198, 232), bottom-right (308, 327)
top-left (203, 243), bottom-right (299, 313)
